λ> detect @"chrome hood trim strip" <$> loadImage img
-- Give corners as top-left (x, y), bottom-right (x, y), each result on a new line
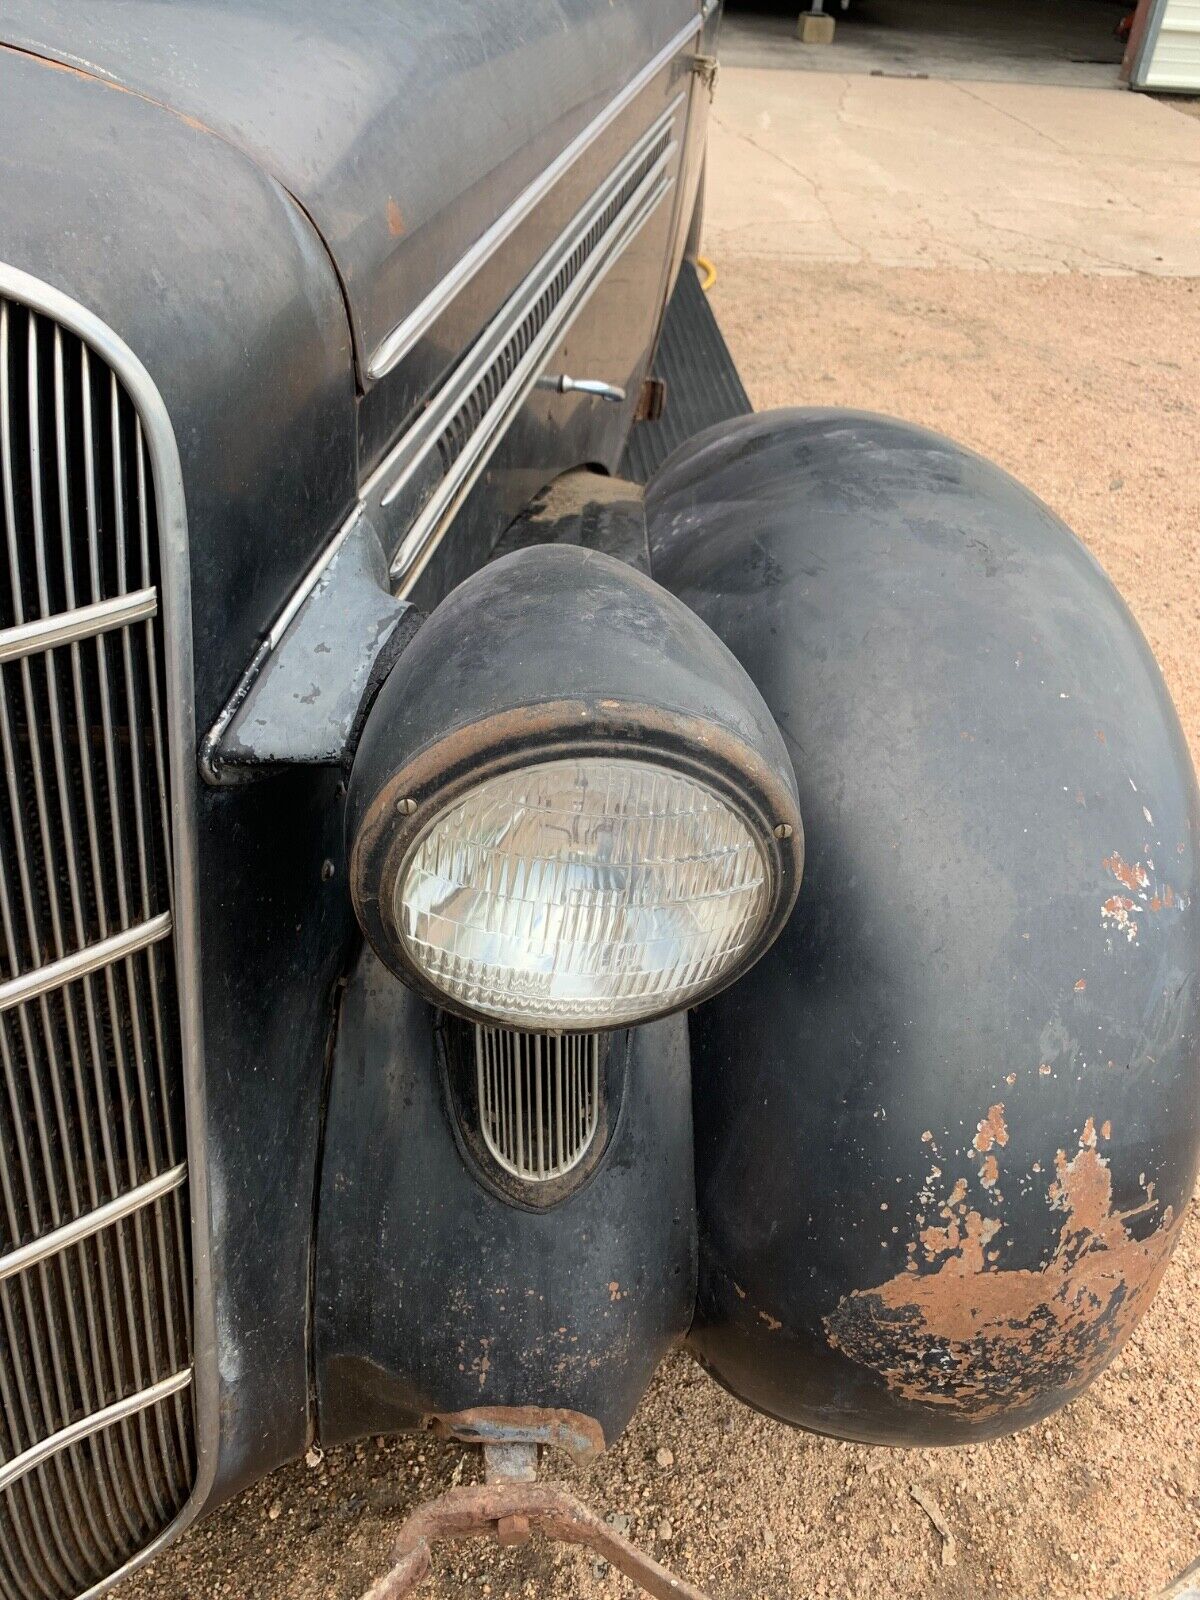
top-left (366, 11), bottom-right (703, 382)
top-left (377, 99), bottom-right (680, 512)
top-left (374, 98), bottom-right (681, 591)
top-left (201, 78), bottom-right (686, 772)
top-left (389, 164), bottom-right (673, 593)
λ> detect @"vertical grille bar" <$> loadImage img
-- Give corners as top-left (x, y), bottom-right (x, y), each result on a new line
top-left (0, 289), bottom-right (197, 1599)
top-left (475, 1027), bottom-right (601, 1183)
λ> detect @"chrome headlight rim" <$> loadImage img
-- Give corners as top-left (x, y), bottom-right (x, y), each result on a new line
top-left (349, 699), bottom-right (804, 1031)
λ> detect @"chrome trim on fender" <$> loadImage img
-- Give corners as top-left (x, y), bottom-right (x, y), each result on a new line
top-left (0, 910), bottom-right (172, 1011)
top-left (0, 1371), bottom-right (194, 1499)
top-left (366, 13), bottom-right (703, 381)
top-left (0, 586), bottom-right (158, 664)
top-left (0, 259), bottom-right (216, 1598)
top-left (0, 1163), bottom-right (187, 1285)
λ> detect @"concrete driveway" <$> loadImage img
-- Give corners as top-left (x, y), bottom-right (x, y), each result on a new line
top-left (706, 69), bottom-right (1200, 274)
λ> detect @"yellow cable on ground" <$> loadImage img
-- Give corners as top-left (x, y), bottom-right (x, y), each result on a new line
top-left (696, 255), bottom-right (717, 292)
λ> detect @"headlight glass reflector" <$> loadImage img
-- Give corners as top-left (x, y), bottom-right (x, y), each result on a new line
top-left (394, 757), bottom-right (770, 1027)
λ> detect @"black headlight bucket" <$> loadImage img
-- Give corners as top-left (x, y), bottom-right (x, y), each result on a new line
top-left (346, 542), bottom-right (803, 1026)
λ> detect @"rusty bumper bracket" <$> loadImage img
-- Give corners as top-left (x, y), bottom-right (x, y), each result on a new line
top-left (424, 1405), bottom-right (605, 1469)
top-left (360, 1480), bottom-right (715, 1600)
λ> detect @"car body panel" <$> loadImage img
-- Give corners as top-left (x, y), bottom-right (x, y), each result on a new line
top-left (0, 41), bottom-right (356, 731)
top-left (0, 6), bottom-right (711, 1524)
top-left (0, 46), bottom-right (364, 1504)
top-left (648, 411), bottom-right (1200, 1445)
top-left (0, 0), bottom-right (698, 389)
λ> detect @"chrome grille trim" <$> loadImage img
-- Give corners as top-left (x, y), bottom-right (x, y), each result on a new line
top-left (0, 1165), bottom-right (187, 1286)
top-left (0, 262), bottom-right (212, 1600)
top-left (0, 912), bottom-right (173, 1012)
top-left (476, 1028), bottom-right (600, 1183)
top-left (0, 1371), bottom-right (192, 1499)
top-left (366, 12), bottom-right (703, 381)
top-left (0, 588), bottom-right (158, 665)
top-left (381, 101), bottom-right (680, 594)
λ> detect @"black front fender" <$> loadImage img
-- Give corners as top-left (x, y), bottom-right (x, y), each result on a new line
top-left (647, 409), bottom-right (1200, 1445)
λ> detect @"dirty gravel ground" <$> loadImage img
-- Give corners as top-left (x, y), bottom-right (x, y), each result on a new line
top-left (126, 275), bottom-right (1200, 1600)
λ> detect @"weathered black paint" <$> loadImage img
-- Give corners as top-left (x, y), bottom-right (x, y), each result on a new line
top-left (0, 0), bottom-right (695, 414)
top-left (208, 516), bottom-right (418, 783)
top-left (0, 9), bottom-right (706, 1512)
top-left (0, 44), bottom-right (360, 1501)
top-left (647, 410), bottom-right (1200, 1445)
top-left (314, 951), bottom-right (697, 1449)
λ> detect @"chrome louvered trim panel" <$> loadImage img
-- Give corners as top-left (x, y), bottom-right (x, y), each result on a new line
top-left (379, 98), bottom-right (680, 589)
top-left (475, 1027), bottom-right (600, 1183)
top-left (0, 268), bottom-right (212, 1600)
top-left (382, 100), bottom-right (681, 592)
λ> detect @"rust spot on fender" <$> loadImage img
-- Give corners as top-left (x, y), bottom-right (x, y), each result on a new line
top-left (1101, 854), bottom-right (1179, 932)
top-left (1103, 852), bottom-right (1150, 894)
top-left (973, 1104), bottom-right (1008, 1153)
top-left (1101, 894), bottom-right (1139, 943)
top-left (824, 1120), bottom-right (1180, 1418)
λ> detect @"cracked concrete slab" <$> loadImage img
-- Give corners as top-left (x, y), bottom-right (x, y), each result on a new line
top-left (706, 69), bottom-right (1200, 274)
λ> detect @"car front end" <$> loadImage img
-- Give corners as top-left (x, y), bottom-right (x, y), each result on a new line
top-left (0, 6), bottom-right (1197, 1598)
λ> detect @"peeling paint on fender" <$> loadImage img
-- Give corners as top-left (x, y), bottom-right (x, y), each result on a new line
top-left (973, 1104), bottom-right (1008, 1153)
top-left (823, 1118), bottom-right (1181, 1419)
top-left (1103, 852), bottom-right (1150, 894)
top-left (1101, 894), bottom-right (1139, 943)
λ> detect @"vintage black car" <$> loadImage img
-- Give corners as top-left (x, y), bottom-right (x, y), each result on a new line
top-left (1, 4), bottom-right (1197, 1598)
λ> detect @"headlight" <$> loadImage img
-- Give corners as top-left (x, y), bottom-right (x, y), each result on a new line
top-left (395, 756), bottom-right (769, 1027)
top-left (348, 543), bottom-right (802, 1029)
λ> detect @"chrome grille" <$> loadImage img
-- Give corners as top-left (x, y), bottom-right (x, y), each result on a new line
top-left (475, 1027), bottom-right (600, 1183)
top-left (0, 295), bottom-right (194, 1599)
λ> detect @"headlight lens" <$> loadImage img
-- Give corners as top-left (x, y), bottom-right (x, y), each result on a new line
top-left (394, 757), bottom-right (770, 1028)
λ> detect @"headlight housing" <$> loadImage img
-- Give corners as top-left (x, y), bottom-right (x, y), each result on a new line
top-left (348, 544), bottom-right (802, 1029)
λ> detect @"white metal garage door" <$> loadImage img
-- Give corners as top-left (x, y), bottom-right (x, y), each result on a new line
top-left (1129, 0), bottom-right (1200, 90)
